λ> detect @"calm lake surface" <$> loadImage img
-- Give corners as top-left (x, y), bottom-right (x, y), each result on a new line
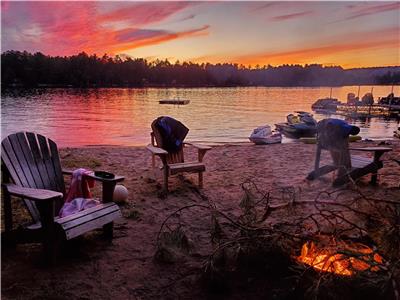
top-left (2, 86), bottom-right (399, 147)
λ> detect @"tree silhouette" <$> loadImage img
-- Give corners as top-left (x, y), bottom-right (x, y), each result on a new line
top-left (1, 50), bottom-right (399, 88)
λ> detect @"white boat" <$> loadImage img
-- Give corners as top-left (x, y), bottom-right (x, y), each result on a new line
top-left (249, 125), bottom-right (282, 145)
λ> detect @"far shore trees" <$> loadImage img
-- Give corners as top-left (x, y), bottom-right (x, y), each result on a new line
top-left (1, 51), bottom-right (399, 88)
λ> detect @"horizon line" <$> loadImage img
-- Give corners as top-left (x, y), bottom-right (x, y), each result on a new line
top-left (2, 50), bottom-right (400, 71)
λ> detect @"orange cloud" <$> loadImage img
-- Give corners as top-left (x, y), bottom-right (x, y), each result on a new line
top-left (233, 27), bottom-right (399, 67)
top-left (110, 25), bottom-right (210, 54)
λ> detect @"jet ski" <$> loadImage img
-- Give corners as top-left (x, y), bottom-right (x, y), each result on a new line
top-left (275, 112), bottom-right (317, 139)
top-left (249, 125), bottom-right (282, 145)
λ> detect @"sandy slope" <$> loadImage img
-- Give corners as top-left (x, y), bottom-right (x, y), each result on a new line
top-left (2, 140), bottom-right (399, 299)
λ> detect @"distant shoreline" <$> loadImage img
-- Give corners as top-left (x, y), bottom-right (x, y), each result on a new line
top-left (2, 51), bottom-right (399, 88)
top-left (2, 83), bottom-right (399, 89)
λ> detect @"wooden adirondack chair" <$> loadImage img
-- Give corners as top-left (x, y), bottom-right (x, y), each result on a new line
top-left (306, 120), bottom-right (391, 186)
top-left (1, 132), bottom-right (124, 263)
top-left (146, 117), bottom-right (211, 192)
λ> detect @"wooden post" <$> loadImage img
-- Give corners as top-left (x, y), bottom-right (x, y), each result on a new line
top-left (389, 85), bottom-right (394, 111)
top-left (102, 180), bottom-right (117, 238)
top-left (155, 154), bottom-right (169, 193)
top-left (163, 166), bottom-right (169, 193)
top-left (314, 145), bottom-right (321, 175)
top-left (198, 149), bottom-right (207, 188)
top-left (2, 168), bottom-right (13, 234)
top-left (198, 172), bottom-right (203, 188)
top-left (151, 133), bottom-right (156, 168)
top-left (36, 199), bottom-right (57, 265)
top-left (371, 150), bottom-right (384, 185)
top-left (3, 187), bottom-right (13, 233)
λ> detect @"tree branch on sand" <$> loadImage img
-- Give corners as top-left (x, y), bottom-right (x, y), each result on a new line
top-left (155, 179), bottom-right (400, 299)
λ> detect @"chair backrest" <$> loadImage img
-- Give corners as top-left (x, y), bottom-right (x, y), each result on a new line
top-left (151, 117), bottom-right (189, 164)
top-left (316, 119), bottom-right (351, 169)
top-left (1, 132), bottom-right (65, 222)
top-left (316, 119), bottom-right (350, 151)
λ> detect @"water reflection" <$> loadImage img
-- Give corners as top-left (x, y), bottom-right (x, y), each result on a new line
top-left (1, 86), bottom-right (399, 147)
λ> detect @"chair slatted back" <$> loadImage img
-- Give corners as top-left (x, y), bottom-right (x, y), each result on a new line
top-left (316, 120), bottom-right (351, 169)
top-left (1, 132), bottom-right (65, 222)
top-left (151, 120), bottom-right (184, 164)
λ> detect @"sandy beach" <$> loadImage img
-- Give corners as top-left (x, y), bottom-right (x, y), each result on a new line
top-left (2, 140), bottom-right (399, 299)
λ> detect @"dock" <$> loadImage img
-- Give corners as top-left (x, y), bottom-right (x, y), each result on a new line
top-left (159, 99), bottom-right (190, 105)
top-left (336, 104), bottom-right (400, 118)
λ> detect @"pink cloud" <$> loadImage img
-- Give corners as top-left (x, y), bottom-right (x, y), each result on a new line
top-left (178, 14), bottom-right (196, 22)
top-left (249, 2), bottom-right (278, 12)
top-left (1, 2), bottom-right (203, 56)
top-left (344, 2), bottom-right (400, 21)
top-left (1, 1), bottom-right (10, 11)
top-left (270, 10), bottom-right (313, 21)
top-left (98, 2), bottom-right (194, 25)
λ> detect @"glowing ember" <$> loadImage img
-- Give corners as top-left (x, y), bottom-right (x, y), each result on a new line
top-left (297, 240), bottom-right (383, 276)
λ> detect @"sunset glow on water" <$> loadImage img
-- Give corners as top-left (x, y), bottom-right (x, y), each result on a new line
top-left (2, 86), bottom-right (398, 147)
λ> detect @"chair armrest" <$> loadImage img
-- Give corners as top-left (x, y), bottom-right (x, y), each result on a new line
top-left (63, 169), bottom-right (124, 183)
top-left (84, 173), bottom-right (125, 183)
top-left (185, 143), bottom-right (212, 151)
top-left (349, 147), bottom-right (392, 152)
top-left (2, 183), bottom-right (63, 201)
top-left (185, 143), bottom-right (211, 162)
top-left (62, 169), bottom-right (73, 175)
top-left (146, 144), bottom-right (168, 155)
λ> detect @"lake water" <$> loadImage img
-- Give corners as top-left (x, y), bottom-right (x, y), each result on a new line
top-left (1, 86), bottom-right (399, 147)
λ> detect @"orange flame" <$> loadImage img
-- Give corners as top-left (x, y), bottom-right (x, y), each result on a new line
top-left (297, 240), bottom-right (383, 276)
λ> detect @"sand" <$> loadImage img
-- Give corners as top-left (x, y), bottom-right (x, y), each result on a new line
top-left (2, 140), bottom-right (399, 299)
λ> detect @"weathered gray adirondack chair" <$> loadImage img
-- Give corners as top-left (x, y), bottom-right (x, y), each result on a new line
top-left (1, 132), bottom-right (124, 263)
top-left (146, 117), bottom-right (211, 192)
top-left (306, 120), bottom-right (391, 186)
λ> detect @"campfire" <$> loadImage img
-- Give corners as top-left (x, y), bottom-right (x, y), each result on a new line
top-left (297, 239), bottom-right (384, 276)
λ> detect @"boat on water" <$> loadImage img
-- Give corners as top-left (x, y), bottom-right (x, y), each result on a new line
top-left (249, 125), bottom-right (282, 145)
top-left (378, 93), bottom-right (400, 106)
top-left (311, 88), bottom-right (340, 113)
top-left (159, 99), bottom-right (190, 105)
top-left (311, 97), bottom-right (340, 113)
top-left (275, 111), bottom-right (317, 139)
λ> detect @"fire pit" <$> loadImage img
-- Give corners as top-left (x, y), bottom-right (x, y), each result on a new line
top-left (297, 238), bottom-right (384, 276)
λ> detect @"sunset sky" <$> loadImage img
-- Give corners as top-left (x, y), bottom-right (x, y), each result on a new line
top-left (1, 1), bottom-right (399, 68)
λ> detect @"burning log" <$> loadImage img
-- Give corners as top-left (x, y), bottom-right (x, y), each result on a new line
top-left (297, 238), bottom-right (384, 276)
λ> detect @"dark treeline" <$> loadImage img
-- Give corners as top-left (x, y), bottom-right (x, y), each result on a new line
top-left (2, 50), bottom-right (400, 88)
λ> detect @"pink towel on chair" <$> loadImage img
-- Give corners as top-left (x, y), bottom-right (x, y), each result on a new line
top-left (65, 168), bottom-right (95, 202)
top-left (59, 168), bottom-right (99, 218)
